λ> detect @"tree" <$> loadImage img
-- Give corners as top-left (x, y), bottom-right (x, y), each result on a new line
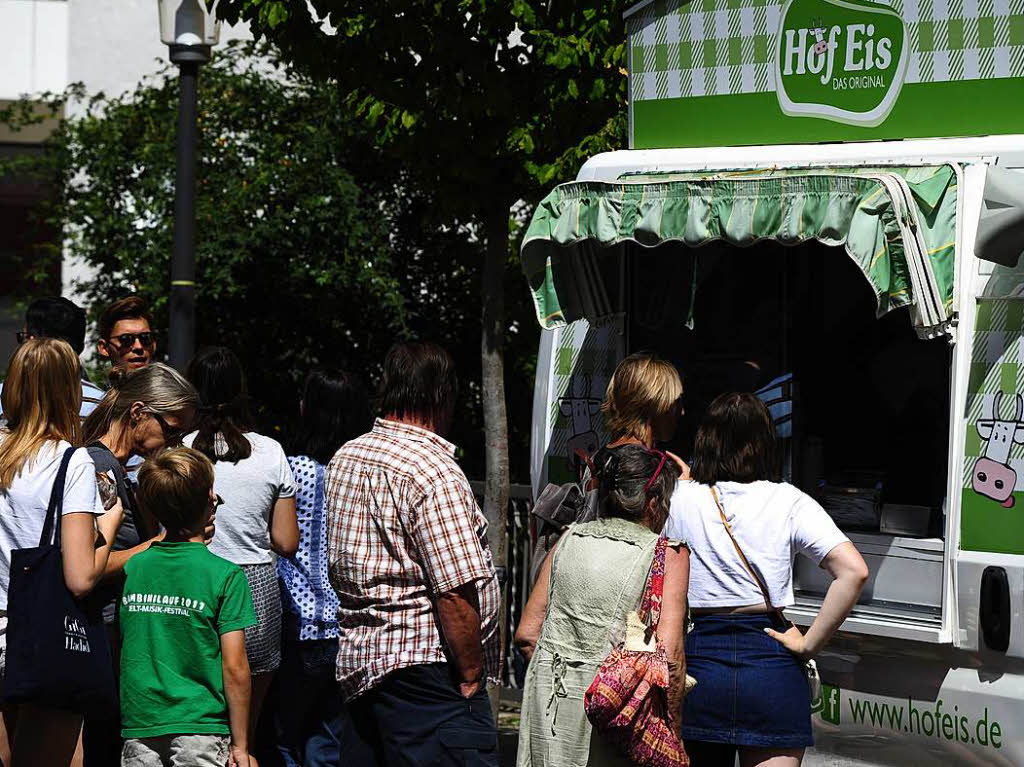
top-left (215, 0), bottom-right (631, 669)
top-left (0, 41), bottom-right (539, 482)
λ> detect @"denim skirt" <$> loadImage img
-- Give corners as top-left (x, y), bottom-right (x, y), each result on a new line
top-left (682, 613), bottom-right (814, 749)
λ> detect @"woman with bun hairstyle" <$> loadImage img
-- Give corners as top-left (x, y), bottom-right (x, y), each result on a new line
top-left (0, 339), bottom-right (124, 766)
top-left (515, 444), bottom-right (690, 766)
top-left (184, 346), bottom-right (298, 761)
top-left (80, 363), bottom-right (200, 764)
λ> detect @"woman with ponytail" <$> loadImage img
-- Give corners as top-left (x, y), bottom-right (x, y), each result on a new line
top-left (79, 363), bottom-right (199, 764)
top-left (0, 339), bottom-right (124, 766)
top-left (184, 347), bottom-right (298, 760)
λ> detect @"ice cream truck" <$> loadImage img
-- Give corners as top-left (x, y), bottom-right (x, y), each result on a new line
top-left (520, 0), bottom-right (1024, 763)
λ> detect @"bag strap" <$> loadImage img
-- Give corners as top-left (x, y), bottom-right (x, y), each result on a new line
top-left (638, 535), bottom-right (667, 629)
top-left (709, 485), bottom-right (792, 628)
top-left (40, 446), bottom-right (79, 548)
top-left (88, 442), bottom-right (151, 540)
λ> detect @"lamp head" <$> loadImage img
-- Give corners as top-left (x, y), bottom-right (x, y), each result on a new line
top-left (158, 0), bottom-right (221, 63)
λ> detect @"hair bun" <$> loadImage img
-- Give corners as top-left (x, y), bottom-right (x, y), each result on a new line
top-left (107, 366), bottom-right (132, 388)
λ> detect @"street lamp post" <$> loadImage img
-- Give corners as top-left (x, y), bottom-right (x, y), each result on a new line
top-left (158, 0), bottom-right (221, 372)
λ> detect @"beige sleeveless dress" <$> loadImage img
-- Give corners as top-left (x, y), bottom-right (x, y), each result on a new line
top-left (516, 517), bottom-right (661, 767)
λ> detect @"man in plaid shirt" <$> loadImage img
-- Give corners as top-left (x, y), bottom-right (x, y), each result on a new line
top-left (325, 341), bottom-right (500, 765)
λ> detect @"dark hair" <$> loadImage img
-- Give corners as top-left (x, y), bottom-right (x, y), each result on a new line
top-left (137, 447), bottom-right (215, 535)
top-left (378, 341), bottom-right (458, 421)
top-left (596, 444), bottom-right (680, 531)
top-left (25, 297), bottom-right (86, 355)
top-left (291, 369), bottom-right (372, 464)
top-left (99, 295), bottom-right (152, 340)
top-left (186, 346), bottom-right (253, 463)
top-left (690, 392), bottom-right (779, 485)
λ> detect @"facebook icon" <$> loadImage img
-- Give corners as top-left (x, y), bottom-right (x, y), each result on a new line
top-left (813, 684), bottom-right (842, 725)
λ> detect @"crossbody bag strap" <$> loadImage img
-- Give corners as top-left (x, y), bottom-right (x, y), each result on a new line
top-left (710, 485), bottom-right (790, 626)
top-left (639, 535), bottom-right (667, 629)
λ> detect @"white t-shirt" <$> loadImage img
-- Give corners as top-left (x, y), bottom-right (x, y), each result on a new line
top-left (0, 441), bottom-right (105, 610)
top-left (183, 432), bottom-right (296, 566)
top-left (664, 480), bottom-right (849, 609)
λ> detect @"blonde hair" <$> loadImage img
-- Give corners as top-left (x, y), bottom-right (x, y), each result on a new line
top-left (0, 338), bottom-right (82, 488)
top-left (82, 363), bottom-right (199, 445)
top-left (601, 352), bottom-right (683, 442)
top-left (137, 447), bottom-right (214, 534)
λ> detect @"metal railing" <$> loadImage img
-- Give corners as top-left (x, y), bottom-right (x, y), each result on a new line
top-left (471, 482), bottom-right (534, 688)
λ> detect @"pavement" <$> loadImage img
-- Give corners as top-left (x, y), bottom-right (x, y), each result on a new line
top-left (498, 687), bottom-right (522, 766)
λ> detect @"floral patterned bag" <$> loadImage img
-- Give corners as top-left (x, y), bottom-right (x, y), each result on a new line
top-left (583, 536), bottom-right (689, 767)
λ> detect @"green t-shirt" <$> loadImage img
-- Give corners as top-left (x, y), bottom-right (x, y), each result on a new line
top-left (119, 541), bottom-right (257, 738)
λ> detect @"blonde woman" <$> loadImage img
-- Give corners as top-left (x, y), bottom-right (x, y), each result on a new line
top-left (531, 353), bottom-right (688, 584)
top-left (602, 351), bottom-right (686, 460)
top-left (0, 339), bottom-right (123, 766)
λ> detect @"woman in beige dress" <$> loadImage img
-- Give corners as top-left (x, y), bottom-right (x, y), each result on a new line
top-left (515, 444), bottom-right (690, 766)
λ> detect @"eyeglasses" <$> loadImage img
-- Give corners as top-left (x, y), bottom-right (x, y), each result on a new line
top-left (107, 332), bottom-right (157, 349)
top-left (213, 494), bottom-right (224, 509)
top-left (643, 449), bottom-right (669, 492)
top-left (15, 331), bottom-right (31, 345)
top-left (149, 411), bottom-right (186, 445)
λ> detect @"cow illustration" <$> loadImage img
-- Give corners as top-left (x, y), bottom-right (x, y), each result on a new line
top-left (810, 18), bottom-right (829, 55)
top-left (973, 391), bottom-right (1024, 508)
top-left (559, 373), bottom-right (602, 479)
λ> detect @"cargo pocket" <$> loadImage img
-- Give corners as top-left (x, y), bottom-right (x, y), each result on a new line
top-left (438, 722), bottom-right (498, 766)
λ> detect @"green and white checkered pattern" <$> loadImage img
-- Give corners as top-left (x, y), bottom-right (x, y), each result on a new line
top-left (963, 299), bottom-right (1024, 490)
top-left (628, 0), bottom-right (1024, 100)
top-left (545, 315), bottom-right (624, 484)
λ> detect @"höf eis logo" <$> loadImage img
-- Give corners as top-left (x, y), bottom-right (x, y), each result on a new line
top-left (775, 0), bottom-right (908, 126)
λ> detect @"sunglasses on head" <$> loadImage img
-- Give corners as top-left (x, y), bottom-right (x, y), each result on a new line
top-left (643, 449), bottom-right (669, 492)
top-left (107, 332), bottom-right (157, 349)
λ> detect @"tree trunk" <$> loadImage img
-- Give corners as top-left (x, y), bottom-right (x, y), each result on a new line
top-left (481, 203), bottom-right (510, 720)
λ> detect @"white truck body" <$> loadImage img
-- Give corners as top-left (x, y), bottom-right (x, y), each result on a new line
top-left (527, 135), bottom-right (1024, 765)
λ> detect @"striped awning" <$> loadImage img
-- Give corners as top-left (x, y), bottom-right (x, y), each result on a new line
top-left (521, 166), bottom-right (957, 337)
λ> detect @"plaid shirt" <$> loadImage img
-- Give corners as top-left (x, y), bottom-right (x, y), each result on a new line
top-left (325, 418), bottom-right (501, 701)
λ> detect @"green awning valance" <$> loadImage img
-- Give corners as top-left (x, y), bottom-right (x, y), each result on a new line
top-left (521, 167), bottom-right (957, 334)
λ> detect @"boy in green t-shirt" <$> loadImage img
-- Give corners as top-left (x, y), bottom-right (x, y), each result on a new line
top-left (119, 448), bottom-right (255, 767)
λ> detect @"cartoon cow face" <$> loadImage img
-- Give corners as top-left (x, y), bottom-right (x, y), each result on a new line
top-left (973, 391), bottom-right (1024, 508)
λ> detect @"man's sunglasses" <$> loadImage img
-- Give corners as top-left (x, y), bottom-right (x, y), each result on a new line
top-left (15, 331), bottom-right (32, 345)
top-left (106, 332), bottom-right (158, 349)
top-left (149, 411), bottom-right (187, 445)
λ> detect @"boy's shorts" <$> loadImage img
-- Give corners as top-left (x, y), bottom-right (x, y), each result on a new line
top-left (121, 734), bottom-right (229, 766)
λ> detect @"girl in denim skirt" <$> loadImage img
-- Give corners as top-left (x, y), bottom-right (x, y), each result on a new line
top-left (665, 393), bottom-right (869, 767)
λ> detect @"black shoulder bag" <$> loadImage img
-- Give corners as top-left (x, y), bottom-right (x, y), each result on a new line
top-left (4, 447), bottom-right (118, 716)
